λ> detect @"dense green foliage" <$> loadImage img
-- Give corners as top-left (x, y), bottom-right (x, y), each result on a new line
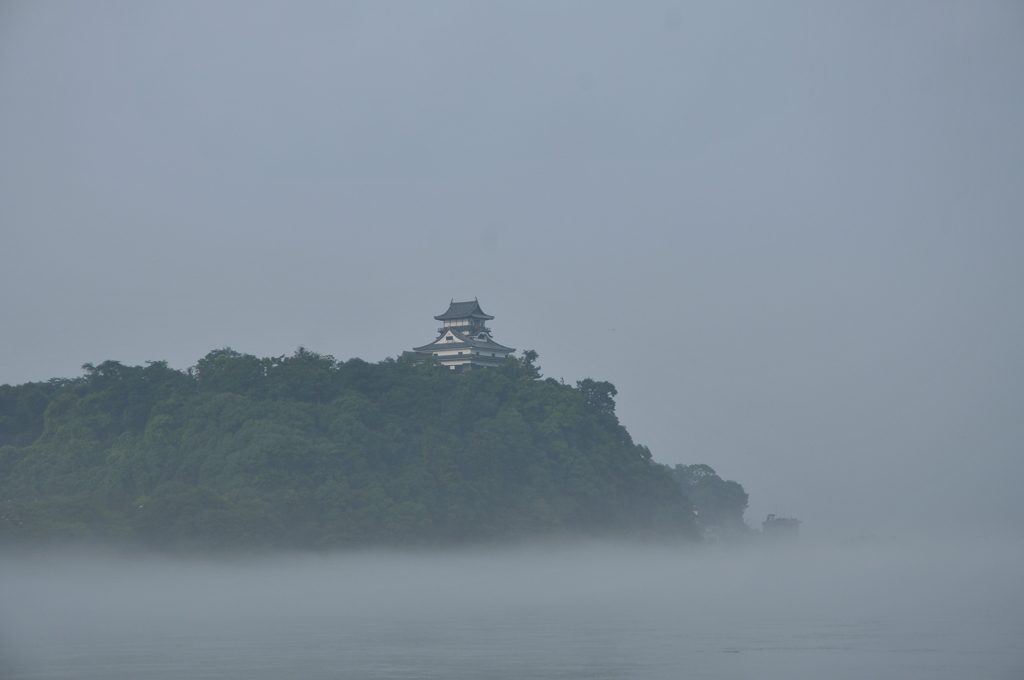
top-left (671, 464), bottom-right (750, 540)
top-left (0, 349), bottom-right (701, 550)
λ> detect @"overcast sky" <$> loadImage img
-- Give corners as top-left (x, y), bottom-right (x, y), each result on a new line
top-left (2, 1), bottom-right (1022, 540)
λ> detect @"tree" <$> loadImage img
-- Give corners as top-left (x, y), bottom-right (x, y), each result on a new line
top-left (517, 350), bottom-right (542, 379)
top-left (672, 464), bottom-right (750, 539)
top-left (576, 379), bottom-right (617, 414)
top-left (193, 348), bottom-right (267, 396)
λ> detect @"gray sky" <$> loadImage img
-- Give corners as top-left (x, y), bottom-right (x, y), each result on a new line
top-left (2, 1), bottom-right (1022, 540)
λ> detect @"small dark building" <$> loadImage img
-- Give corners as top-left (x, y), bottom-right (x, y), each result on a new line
top-left (407, 300), bottom-right (516, 373)
top-left (762, 514), bottom-right (800, 540)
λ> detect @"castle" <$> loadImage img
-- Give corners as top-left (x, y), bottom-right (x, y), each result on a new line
top-left (408, 300), bottom-right (515, 372)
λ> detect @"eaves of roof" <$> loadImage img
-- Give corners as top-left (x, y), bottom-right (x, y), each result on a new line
top-left (414, 326), bottom-right (514, 353)
top-left (434, 300), bottom-right (494, 321)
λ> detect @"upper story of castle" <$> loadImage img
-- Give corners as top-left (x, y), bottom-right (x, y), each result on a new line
top-left (434, 299), bottom-right (494, 332)
top-left (410, 300), bottom-right (515, 372)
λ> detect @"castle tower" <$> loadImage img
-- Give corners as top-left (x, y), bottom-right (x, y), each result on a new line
top-left (410, 300), bottom-right (515, 372)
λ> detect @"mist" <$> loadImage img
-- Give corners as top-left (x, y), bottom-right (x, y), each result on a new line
top-left (2, 3), bottom-right (1022, 675)
top-left (2, 540), bottom-right (1022, 679)
top-left (2, 1), bottom-right (1022, 543)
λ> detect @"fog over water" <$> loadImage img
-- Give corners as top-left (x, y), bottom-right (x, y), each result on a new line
top-left (2, 541), bottom-right (1022, 679)
top-left (2, 3), bottom-right (1022, 676)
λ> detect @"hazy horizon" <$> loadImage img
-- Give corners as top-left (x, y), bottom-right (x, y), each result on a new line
top-left (2, 2), bottom-right (1022, 542)
top-left (2, 539), bottom-right (1023, 678)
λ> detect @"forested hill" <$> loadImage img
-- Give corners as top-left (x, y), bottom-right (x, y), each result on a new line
top-left (0, 348), bottom-right (744, 551)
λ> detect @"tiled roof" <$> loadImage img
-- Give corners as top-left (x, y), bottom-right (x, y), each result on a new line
top-left (434, 300), bottom-right (494, 321)
top-left (413, 327), bottom-right (514, 353)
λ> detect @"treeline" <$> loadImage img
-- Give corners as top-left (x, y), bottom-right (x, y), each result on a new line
top-left (671, 464), bottom-right (751, 539)
top-left (0, 349), bottom-right (750, 551)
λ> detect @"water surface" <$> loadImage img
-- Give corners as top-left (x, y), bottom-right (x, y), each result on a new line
top-left (2, 539), bottom-right (1021, 679)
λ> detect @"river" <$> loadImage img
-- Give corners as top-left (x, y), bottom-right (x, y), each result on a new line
top-left (1, 538), bottom-right (1021, 679)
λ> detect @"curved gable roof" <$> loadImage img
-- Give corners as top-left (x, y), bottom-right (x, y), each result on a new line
top-left (434, 300), bottom-right (494, 321)
top-left (413, 327), bottom-right (515, 353)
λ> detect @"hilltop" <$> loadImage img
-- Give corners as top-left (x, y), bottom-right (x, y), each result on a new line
top-left (0, 349), bottom-right (747, 551)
